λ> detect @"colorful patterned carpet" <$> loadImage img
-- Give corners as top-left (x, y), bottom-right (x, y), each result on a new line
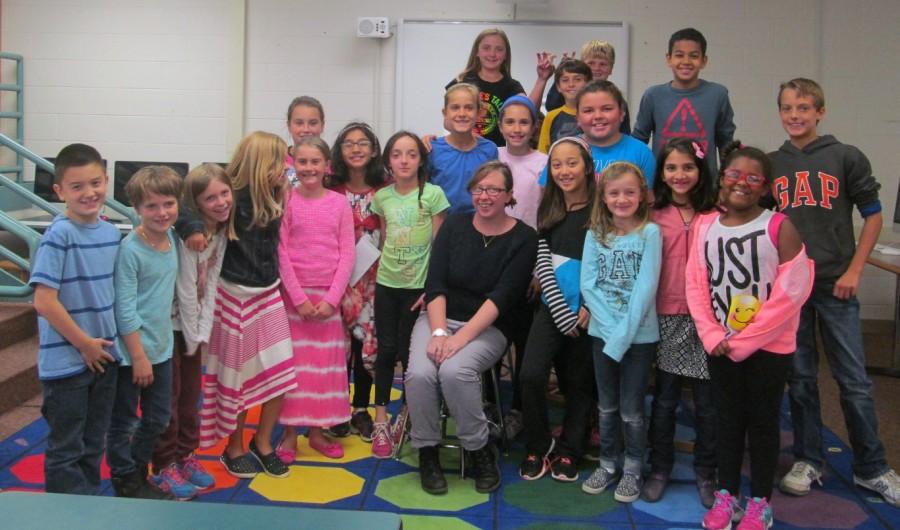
top-left (0, 383), bottom-right (897, 529)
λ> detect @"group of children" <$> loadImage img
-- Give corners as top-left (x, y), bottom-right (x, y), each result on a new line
top-left (27, 22), bottom-right (897, 530)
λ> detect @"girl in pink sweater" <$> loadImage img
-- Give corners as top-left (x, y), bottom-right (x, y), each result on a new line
top-left (276, 137), bottom-right (356, 460)
top-left (686, 142), bottom-right (813, 530)
top-left (644, 138), bottom-right (719, 507)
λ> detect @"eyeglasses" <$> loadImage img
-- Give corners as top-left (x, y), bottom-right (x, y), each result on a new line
top-left (470, 186), bottom-right (507, 197)
top-left (722, 169), bottom-right (766, 187)
top-left (341, 140), bottom-right (372, 149)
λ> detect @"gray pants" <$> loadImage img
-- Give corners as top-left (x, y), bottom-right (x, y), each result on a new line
top-left (405, 314), bottom-right (507, 451)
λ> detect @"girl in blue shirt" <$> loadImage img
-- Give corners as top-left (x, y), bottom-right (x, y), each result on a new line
top-left (580, 161), bottom-right (662, 503)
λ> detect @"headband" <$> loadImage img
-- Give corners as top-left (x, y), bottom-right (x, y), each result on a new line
top-left (500, 95), bottom-right (538, 122)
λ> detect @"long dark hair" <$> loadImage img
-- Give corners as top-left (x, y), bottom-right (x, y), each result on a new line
top-left (382, 130), bottom-right (430, 205)
top-left (329, 122), bottom-right (385, 189)
top-left (537, 137), bottom-right (595, 234)
top-left (652, 137), bottom-right (716, 212)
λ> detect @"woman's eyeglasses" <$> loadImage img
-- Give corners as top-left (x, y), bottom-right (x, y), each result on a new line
top-left (470, 186), bottom-right (507, 197)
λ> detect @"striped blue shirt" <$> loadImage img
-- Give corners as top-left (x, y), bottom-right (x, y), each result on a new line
top-left (29, 215), bottom-right (121, 379)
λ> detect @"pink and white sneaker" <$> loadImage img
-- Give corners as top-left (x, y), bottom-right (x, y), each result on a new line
top-left (371, 422), bottom-right (394, 459)
top-left (703, 489), bottom-right (742, 530)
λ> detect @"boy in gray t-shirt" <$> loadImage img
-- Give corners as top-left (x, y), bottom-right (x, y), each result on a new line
top-left (632, 27), bottom-right (735, 177)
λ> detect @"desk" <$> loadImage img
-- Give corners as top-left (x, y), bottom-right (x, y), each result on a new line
top-left (0, 491), bottom-right (402, 530)
top-left (866, 249), bottom-right (900, 377)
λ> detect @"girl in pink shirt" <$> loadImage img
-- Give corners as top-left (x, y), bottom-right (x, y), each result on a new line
top-left (687, 142), bottom-right (813, 530)
top-left (276, 137), bottom-right (356, 460)
top-left (644, 138), bottom-right (718, 507)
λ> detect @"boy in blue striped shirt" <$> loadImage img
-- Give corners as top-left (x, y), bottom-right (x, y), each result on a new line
top-left (30, 144), bottom-right (121, 494)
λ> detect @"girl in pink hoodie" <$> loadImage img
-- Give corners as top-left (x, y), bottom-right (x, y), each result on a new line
top-left (686, 142), bottom-right (814, 530)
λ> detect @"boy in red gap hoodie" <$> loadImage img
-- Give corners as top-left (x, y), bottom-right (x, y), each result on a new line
top-left (770, 77), bottom-right (899, 507)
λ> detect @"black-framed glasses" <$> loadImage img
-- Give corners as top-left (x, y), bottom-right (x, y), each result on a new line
top-left (341, 140), bottom-right (372, 149)
top-left (470, 186), bottom-right (507, 197)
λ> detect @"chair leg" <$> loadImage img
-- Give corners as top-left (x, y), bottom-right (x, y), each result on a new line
top-left (489, 365), bottom-right (509, 454)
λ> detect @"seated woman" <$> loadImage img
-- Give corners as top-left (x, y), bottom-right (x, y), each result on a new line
top-left (405, 160), bottom-right (538, 495)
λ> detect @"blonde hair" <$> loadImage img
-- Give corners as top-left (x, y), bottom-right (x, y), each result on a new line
top-left (777, 77), bottom-right (825, 110)
top-left (182, 163), bottom-right (236, 240)
top-left (444, 82), bottom-right (480, 108)
top-left (125, 165), bottom-right (182, 208)
top-left (227, 131), bottom-right (288, 230)
top-left (589, 162), bottom-right (650, 246)
top-left (581, 40), bottom-right (616, 65)
top-left (457, 28), bottom-right (513, 81)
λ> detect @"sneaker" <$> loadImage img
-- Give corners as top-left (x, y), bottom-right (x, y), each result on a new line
top-left (550, 455), bottom-right (579, 482)
top-left (641, 470), bottom-right (670, 502)
top-left (504, 409), bottom-right (524, 439)
top-left (248, 438), bottom-right (291, 478)
top-left (220, 451), bottom-right (257, 479)
top-left (519, 438), bottom-right (555, 481)
top-left (582, 466), bottom-right (619, 495)
top-left (371, 422), bottom-right (394, 459)
top-left (152, 463), bottom-right (198, 501)
top-left (614, 473), bottom-right (641, 503)
top-left (325, 422), bottom-right (351, 438)
top-left (779, 461), bottom-right (822, 496)
top-left (419, 446), bottom-right (447, 495)
top-left (736, 497), bottom-right (773, 530)
top-left (467, 443), bottom-right (501, 493)
top-left (854, 468), bottom-right (900, 507)
top-left (390, 404), bottom-right (409, 446)
top-left (702, 489), bottom-right (741, 530)
top-left (519, 453), bottom-right (550, 481)
top-left (350, 410), bottom-right (375, 442)
top-left (180, 456), bottom-right (215, 489)
top-left (135, 477), bottom-right (176, 500)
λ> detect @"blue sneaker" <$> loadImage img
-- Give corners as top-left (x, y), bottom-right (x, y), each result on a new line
top-left (180, 456), bottom-right (215, 489)
top-left (152, 463), bottom-right (198, 501)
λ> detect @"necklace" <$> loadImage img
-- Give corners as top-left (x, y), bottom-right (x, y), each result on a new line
top-left (676, 205), bottom-right (694, 230)
top-left (481, 233), bottom-right (497, 248)
top-left (137, 226), bottom-right (167, 250)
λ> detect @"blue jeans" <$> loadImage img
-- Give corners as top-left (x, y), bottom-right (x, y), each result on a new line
top-left (41, 367), bottom-right (117, 494)
top-left (592, 338), bottom-right (656, 476)
top-left (106, 360), bottom-right (173, 477)
top-left (787, 282), bottom-right (887, 479)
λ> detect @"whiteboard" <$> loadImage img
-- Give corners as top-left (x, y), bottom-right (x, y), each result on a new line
top-left (394, 19), bottom-right (629, 137)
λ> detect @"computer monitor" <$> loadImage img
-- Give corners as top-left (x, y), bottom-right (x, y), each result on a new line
top-left (113, 161), bottom-right (189, 206)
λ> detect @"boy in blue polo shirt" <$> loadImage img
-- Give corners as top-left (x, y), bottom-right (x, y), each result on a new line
top-left (30, 143), bottom-right (121, 494)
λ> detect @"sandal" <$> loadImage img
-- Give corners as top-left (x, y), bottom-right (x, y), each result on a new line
top-left (220, 451), bottom-right (257, 479)
top-left (249, 438), bottom-right (291, 478)
top-left (309, 434), bottom-right (344, 459)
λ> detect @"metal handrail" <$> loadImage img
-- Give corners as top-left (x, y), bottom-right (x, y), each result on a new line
top-left (0, 133), bottom-right (139, 225)
top-left (0, 52), bottom-right (24, 182)
top-left (0, 208), bottom-right (40, 298)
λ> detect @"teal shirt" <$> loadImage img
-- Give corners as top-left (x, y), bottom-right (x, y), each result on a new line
top-left (114, 229), bottom-right (178, 365)
top-left (580, 222), bottom-right (662, 361)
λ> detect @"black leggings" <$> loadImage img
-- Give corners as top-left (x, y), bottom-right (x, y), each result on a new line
top-left (709, 351), bottom-right (792, 499)
top-left (349, 336), bottom-right (373, 409)
top-left (373, 284), bottom-right (422, 406)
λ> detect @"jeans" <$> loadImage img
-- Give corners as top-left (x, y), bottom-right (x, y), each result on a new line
top-left (41, 367), bottom-right (117, 494)
top-left (787, 282), bottom-right (888, 480)
top-left (107, 359), bottom-right (173, 477)
top-left (710, 351), bottom-right (792, 499)
top-left (592, 338), bottom-right (656, 476)
top-left (406, 314), bottom-right (507, 450)
top-left (647, 368), bottom-right (716, 474)
top-left (152, 334), bottom-right (201, 469)
top-left (374, 284), bottom-right (422, 406)
top-left (520, 304), bottom-right (594, 458)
